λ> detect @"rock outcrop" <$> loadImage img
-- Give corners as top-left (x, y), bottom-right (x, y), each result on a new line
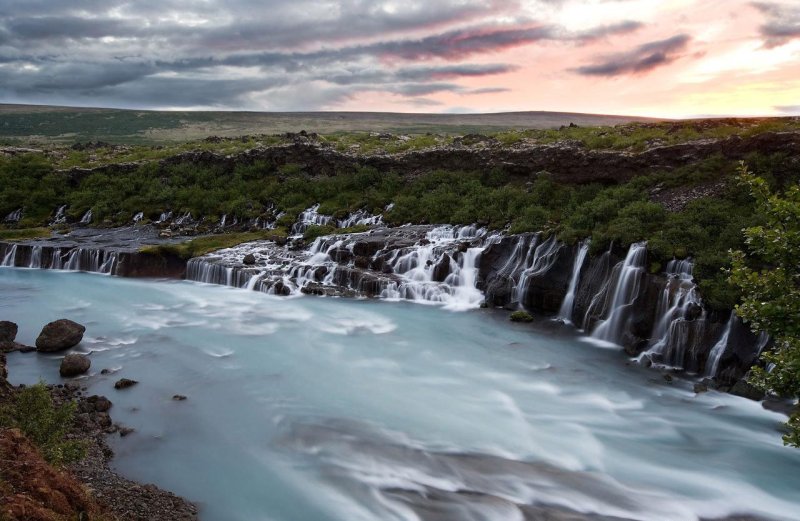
top-left (36, 319), bottom-right (86, 352)
top-left (60, 353), bottom-right (91, 377)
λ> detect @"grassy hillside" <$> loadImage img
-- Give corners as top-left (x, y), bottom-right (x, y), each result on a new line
top-left (0, 104), bottom-right (658, 145)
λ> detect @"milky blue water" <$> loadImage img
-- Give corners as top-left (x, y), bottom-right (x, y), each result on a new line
top-left (2, 268), bottom-right (799, 521)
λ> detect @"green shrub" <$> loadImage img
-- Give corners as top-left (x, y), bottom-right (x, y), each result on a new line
top-left (510, 311), bottom-right (534, 322)
top-left (0, 382), bottom-right (86, 466)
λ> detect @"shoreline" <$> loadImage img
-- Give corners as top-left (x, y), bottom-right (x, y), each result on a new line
top-left (0, 351), bottom-right (198, 520)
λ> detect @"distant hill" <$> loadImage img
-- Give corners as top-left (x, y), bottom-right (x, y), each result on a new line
top-left (0, 103), bottom-right (660, 145)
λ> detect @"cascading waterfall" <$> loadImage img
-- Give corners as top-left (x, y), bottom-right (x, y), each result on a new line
top-left (291, 205), bottom-right (384, 236)
top-left (133, 212), bottom-right (144, 223)
top-left (4, 208), bottom-right (22, 222)
top-left (643, 259), bottom-right (705, 367)
top-left (157, 211), bottom-right (173, 223)
top-left (705, 314), bottom-right (734, 378)
top-left (590, 242), bottom-right (647, 344)
top-left (80, 209), bottom-right (93, 224)
top-left (556, 241), bottom-right (589, 323)
top-left (0, 243), bottom-right (118, 275)
top-left (187, 225), bottom-right (492, 310)
top-left (51, 205), bottom-right (67, 225)
top-left (1, 244), bottom-right (18, 266)
top-left (291, 204), bottom-right (333, 236)
top-left (513, 235), bottom-right (561, 308)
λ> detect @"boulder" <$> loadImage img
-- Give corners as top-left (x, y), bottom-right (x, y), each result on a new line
top-left (242, 253), bottom-right (256, 265)
top-left (172, 394), bottom-right (188, 401)
top-left (0, 320), bottom-right (17, 342)
top-left (114, 378), bottom-right (138, 390)
top-left (60, 354), bottom-right (91, 377)
top-left (35, 319), bottom-right (86, 352)
top-left (730, 375), bottom-right (765, 401)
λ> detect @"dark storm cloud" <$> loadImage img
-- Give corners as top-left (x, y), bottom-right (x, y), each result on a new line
top-left (572, 34), bottom-right (691, 76)
top-left (0, 0), bottom-right (644, 109)
top-left (752, 2), bottom-right (800, 48)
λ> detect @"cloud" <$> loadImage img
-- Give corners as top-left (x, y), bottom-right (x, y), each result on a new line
top-left (775, 105), bottom-right (800, 114)
top-left (0, 0), bottom-right (651, 109)
top-left (572, 34), bottom-right (691, 76)
top-left (753, 2), bottom-right (800, 48)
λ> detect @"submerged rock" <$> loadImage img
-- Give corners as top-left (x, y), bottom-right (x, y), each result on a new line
top-left (509, 311), bottom-right (534, 323)
top-left (114, 378), bottom-right (138, 390)
top-left (60, 353), bottom-right (91, 377)
top-left (35, 319), bottom-right (86, 352)
top-left (172, 394), bottom-right (188, 401)
top-left (0, 320), bottom-right (18, 342)
top-left (730, 375), bottom-right (765, 401)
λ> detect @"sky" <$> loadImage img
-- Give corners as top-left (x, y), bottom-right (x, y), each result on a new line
top-left (0, 0), bottom-right (799, 117)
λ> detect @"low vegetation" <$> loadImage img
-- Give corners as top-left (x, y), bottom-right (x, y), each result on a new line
top-left (0, 227), bottom-right (51, 241)
top-left (0, 382), bottom-right (86, 466)
top-left (140, 230), bottom-right (287, 259)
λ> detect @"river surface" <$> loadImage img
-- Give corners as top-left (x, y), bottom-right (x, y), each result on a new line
top-left (2, 268), bottom-right (799, 521)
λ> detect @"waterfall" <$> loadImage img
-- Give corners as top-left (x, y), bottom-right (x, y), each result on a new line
top-left (29, 245), bottom-right (43, 268)
top-left (705, 314), bottom-right (734, 378)
top-left (175, 212), bottom-right (193, 225)
top-left (80, 209), bottom-right (93, 224)
top-left (513, 235), bottom-right (561, 308)
top-left (3, 208), bottom-right (22, 222)
top-left (291, 204), bottom-right (333, 236)
top-left (1, 244), bottom-right (18, 266)
top-left (338, 210), bottom-right (383, 228)
top-left (133, 212), bottom-right (144, 223)
top-left (220, 214), bottom-right (227, 228)
top-left (557, 241), bottom-right (589, 323)
top-left (157, 211), bottom-right (173, 223)
top-left (590, 242), bottom-right (647, 344)
top-left (51, 205), bottom-right (67, 225)
top-left (186, 224), bottom-right (491, 310)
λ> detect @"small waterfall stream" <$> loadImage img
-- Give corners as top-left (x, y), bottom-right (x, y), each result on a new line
top-left (705, 314), bottom-right (734, 378)
top-left (80, 209), bottom-right (93, 224)
top-left (557, 241), bottom-right (589, 323)
top-left (590, 242), bottom-right (647, 344)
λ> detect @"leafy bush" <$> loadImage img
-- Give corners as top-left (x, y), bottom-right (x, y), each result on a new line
top-left (0, 382), bottom-right (86, 466)
top-left (510, 311), bottom-right (534, 322)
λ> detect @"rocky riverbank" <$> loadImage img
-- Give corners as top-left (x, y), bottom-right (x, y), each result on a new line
top-left (0, 322), bottom-right (198, 521)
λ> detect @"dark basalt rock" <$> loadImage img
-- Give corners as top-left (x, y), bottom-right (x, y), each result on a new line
top-left (114, 378), bottom-right (138, 390)
top-left (60, 353), bottom-right (91, 377)
top-left (730, 373), bottom-right (765, 401)
top-left (0, 320), bottom-right (17, 342)
top-left (36, 319), bottom-right (86, 352)
top-left (242, 253), bottom-right (256, 265)
top-left (172, 394), bottom-right (188, 401)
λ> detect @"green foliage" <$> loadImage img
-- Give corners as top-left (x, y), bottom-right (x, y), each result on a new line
top-left (140, 230), bottom-right (287, 259)
top-left (0, 382), bottom-right (86, 465)
top-left (510, 311), bottom-right (534, 322)
top-left (728, 163), bottom-right (800, 447)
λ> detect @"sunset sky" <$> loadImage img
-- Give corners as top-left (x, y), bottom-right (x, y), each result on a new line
top-left (0, 0), bottom-right (799, 117)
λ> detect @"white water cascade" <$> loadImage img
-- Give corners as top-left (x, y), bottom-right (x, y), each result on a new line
top-left (3, 208), bottom-right (22, 223)
top-left (133, 212), bottom-right (144, 223)
top-left (51, 205), bottom-right (67, 225)
top-left (187, 225), bottom-right (495, 310)
top-left (557, 241), bottom-right (589, 324)
top-left (705, 314), bottom-right (734, 378)
top-left (590, 242), bottom-right (648, 344)
top-left (80, 209), bottom-right (93, 224)
top-left (643, 259), bottom-right (705, 367)
top-left (1, 244), bottom-right (18, 266)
